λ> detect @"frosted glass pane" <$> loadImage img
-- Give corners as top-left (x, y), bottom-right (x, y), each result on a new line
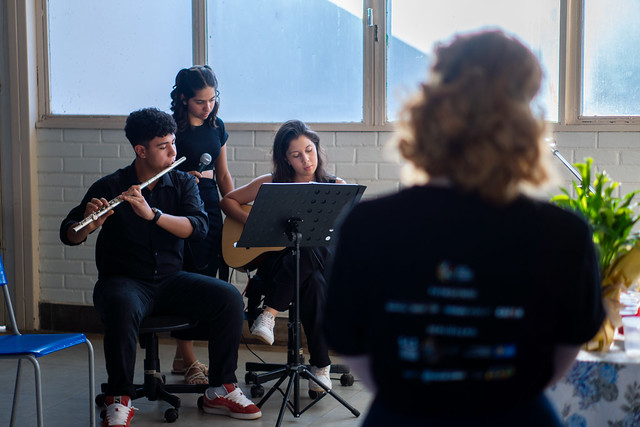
top-left (583, 0), bottom-right (640, 116)
top-left (48, 0), bottom-right (192, 115)
top-left (207, 0), bottom-right (364, 123)
top-left (386, 0), bottom-right (560, 122)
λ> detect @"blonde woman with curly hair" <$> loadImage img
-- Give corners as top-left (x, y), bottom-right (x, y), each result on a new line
top-left (325, 30), bottom-right (604, 426)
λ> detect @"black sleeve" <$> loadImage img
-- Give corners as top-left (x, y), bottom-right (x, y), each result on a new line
top-left (554, 222), bottom-right (605, 344)
top-left (177, 173), bottom-right (209, 242)
top-left (59, 179), bottom-right (109, 246)
top-left (217, 117), bottom-right (229, 147)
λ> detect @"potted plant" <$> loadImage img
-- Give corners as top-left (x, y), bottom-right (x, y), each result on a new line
top-left (551, 157), bottom-right (640, 351)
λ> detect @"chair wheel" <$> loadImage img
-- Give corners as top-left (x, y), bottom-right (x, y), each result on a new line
top-left (340, 373), bottom-right (355, 386)
top-left (197, 396), bottom-right (204, 410)
top-left (95, 393), bottom-right (106, 407)
top-left (251, 384), bottom-right (264, 398)
top-left (164, 408), bottom-right (179, 423)
top-left (308, 390), bottom-right (325, 399)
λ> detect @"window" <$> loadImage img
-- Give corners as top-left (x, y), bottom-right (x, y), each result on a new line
top-left (207, 0), bottom-right (364, 123)
top-left (40, 1), bottom-right (640, 126)
top-left (386, 0), bottom-right (561, 122)
top-left (582, 0), bottom-right (640, 117)
top-left (46, 0), bottom-right (192, 115)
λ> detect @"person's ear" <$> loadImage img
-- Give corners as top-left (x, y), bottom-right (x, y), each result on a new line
top-left (134, 144), bottom-right (146, 159)
top-left (180, 94), bottom-right (186, 105)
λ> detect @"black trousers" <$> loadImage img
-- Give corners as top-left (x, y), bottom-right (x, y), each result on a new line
top-left (259, 247), bottom-right (331, 368)
top-left (93, 271), bottom-right (244, 397)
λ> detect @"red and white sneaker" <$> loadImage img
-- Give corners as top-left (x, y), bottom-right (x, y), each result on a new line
top-left (202, 383), bottom-right (262, 420)
top-left (103, 395), bottom-right (136, 427)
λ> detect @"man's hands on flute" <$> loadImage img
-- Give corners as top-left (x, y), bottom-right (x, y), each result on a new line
top-left (66, 196), bottom-right (115, 244)
top-left (120, 184), bottom-right (194, 239)
top-left (68, 184), bottom-right (152, 244)
top-left (120, 185), bottom-right (154, 221)
top-left (68, 181), bottom-right (195, 243)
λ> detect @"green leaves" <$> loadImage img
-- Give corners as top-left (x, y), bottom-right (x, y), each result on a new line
top-left (551, 158), bottom-right (640, 278)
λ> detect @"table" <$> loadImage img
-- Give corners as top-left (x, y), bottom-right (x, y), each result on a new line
top-left (546, 339), bottom-right (640, 426)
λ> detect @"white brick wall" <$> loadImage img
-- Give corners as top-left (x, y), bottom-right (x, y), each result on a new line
top-left (38, 128), bottom-right (132, 305)
top-left (37, 128), bottom-right (640, 305)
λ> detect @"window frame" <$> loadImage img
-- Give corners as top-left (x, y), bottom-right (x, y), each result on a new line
top-left (563, 0), bottom-right (640, 128)
top-left (35, 0), bottom-right (640, 132)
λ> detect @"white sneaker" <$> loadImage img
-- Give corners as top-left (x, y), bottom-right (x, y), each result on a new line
top-left (309, 365), bottom-right (332, 392)
top-left (250, 311), bottom-right (275, 345)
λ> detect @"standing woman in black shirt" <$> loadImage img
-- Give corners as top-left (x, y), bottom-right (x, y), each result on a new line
top-left (169, 65), bottom-right (234, 385)
top-left (325, 31), bottom-right (604, 426)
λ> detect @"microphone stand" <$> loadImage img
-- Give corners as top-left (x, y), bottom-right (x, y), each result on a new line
top-left (548, 139), bottom-right (595, 193)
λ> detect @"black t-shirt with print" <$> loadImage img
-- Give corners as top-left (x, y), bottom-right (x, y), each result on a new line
top-left (326, 185), bottom-right (604, 417)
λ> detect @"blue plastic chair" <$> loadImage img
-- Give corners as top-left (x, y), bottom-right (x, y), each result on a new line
top-left (0, 253), bottom-right (96, 426)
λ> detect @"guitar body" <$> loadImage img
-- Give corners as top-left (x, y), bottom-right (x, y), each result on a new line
top-left (221, 204), bottom-right (286, 269)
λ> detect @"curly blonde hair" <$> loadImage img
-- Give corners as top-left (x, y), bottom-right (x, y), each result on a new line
top-left (397, 30), bottom-right (549, 204)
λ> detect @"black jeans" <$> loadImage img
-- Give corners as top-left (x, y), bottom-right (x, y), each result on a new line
top-left (93, 271), bottom-right (243, 397)
top-left (259, 247), bottom-right (331, 368)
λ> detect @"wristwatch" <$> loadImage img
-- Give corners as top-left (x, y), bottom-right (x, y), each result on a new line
top-left (151, 208), bottom-right (163, 224)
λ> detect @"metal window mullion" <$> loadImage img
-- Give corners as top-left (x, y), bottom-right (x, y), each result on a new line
top-left (556, 0), bottom-right (568, 125)
top-left (564, 0), bottom-right (583, 124)
top-left (364, 0), bottom-right (387, 126)
top-left (192, 0), bottom-right (207, 65)
top-left (373, 0), bottom-right (386, 126)
top-left (37, 0), bottom-right (50, 119)
top-left (363, 0), bottom-right (375, 126)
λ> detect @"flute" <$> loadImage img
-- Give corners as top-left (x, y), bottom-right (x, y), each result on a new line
top-left (72, 156), bottom-right (187, 232)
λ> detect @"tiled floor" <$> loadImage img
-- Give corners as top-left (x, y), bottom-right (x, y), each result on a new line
top-left (0, 334), bottom-right (372, 426)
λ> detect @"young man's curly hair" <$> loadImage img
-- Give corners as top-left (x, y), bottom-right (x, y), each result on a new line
top-left (396, 30), bottom-right (549, 204)
top-left (125, 107), bottom-right (177, 149)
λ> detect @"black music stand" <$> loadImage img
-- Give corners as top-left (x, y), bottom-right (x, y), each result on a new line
top-left (237, 182), bottom-right (365, 426)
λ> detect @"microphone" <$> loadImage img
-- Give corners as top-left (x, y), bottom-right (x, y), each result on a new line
top-left (197, 153), bottom-right (212, 173)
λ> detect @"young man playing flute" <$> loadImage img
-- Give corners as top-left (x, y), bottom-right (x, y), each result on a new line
top-left (60, 108), bottom-right (261, 426)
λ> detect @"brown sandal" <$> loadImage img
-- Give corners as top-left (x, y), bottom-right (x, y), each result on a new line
top-left (184, 360), bottom-right (209, 385)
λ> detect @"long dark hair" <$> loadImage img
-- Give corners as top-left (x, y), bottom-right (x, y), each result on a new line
top-left (272, 120), bottom-right (329, 183)
top-left (170, 65), bottom-right (220, 132)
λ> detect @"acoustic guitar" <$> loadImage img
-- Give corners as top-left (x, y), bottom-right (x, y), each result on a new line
top-left (221, 204), bottom-right (286, 269)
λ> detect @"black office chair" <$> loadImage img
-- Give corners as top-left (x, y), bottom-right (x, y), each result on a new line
top-left (96, 314), bottom-right (208, 423)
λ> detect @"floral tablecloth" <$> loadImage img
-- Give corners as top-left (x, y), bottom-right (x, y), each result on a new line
top-left (546, 341), bottom-right (640, 426)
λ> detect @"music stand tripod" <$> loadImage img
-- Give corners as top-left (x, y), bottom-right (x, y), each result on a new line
top-left (236, 183), bottom-right (365, 426)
